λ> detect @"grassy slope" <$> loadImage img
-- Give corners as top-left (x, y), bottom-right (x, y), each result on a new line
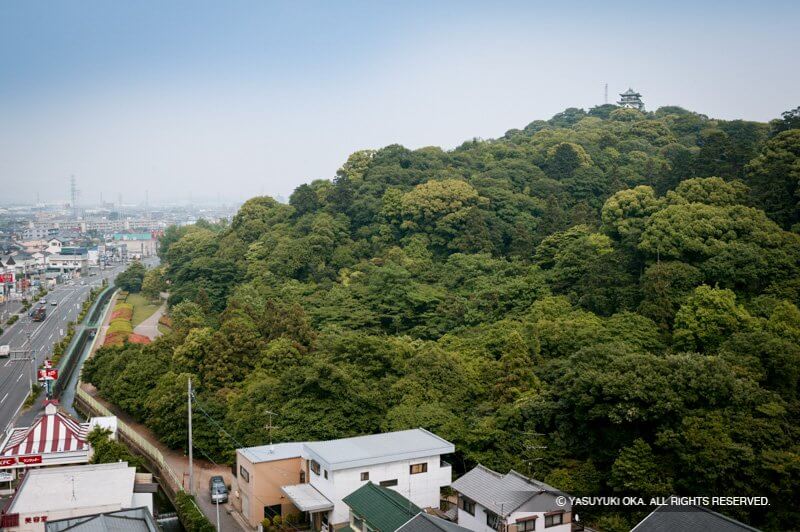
top-left (127, 293), bottom-right (160, 328)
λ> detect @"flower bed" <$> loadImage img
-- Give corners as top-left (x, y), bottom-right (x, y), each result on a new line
top-left (104, 301), bottom-right (135, 345)
top-left (111, 303), bottom-right (133, 320)
top-left (128, 333), bottom-right (152, 345)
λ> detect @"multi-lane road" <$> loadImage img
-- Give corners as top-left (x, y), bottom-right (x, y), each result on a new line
top-left (0, 265), bottom-right (125, 432)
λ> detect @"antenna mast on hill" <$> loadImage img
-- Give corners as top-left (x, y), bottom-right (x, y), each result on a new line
top-left (604, 83), bottom-right (608, 105)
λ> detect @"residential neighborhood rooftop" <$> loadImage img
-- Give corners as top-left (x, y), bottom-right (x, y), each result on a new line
top-left (397, 513), bottom-right (472, 532)
top-left (239, 441), bottom-right (308, 464)
top-left (631, 504), bottom-right (762, 532)
top-left (7, 462), bottom-right (137, 514)
top-left (450, 464), bottom-right (563, 518)
top-left (45, 507), bottom-right (159, 532)
top-left (304, 428), bottom-right (454, 471)
top-left (342, 482), bottom-right (420, 531)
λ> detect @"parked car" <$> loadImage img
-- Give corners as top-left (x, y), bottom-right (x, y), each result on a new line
top-left (209, 475), bottom-right (228, 504)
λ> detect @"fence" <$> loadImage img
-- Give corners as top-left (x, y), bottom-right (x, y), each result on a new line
top-left (75, 386), bottom-right (182, 492)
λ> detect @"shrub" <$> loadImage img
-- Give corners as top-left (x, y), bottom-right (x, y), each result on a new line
top-left (6, 315), bottom-right (19, 326)
top-left (174, 491), bottom-right (215, 532)
top-left (128, 333), bottom-right (152, 344)
top-left (108, 318), bottom-right (133, 335)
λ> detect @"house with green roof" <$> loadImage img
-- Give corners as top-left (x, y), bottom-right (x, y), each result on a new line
top-left (342, 482), bottom-right (469, 532)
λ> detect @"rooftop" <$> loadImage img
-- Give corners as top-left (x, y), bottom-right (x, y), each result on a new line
top-left (450, 464), bottom-right (564, 517)
top-left (304, 428), bottom-right (454, 471)
top-left (8, 462), bottom-right (136, 514)
top-left (342, 482), bottom-right (420, 531)
top-left (281, 483), bottom-right (334, 513)
top-left (1, 404), bottom-right (90, 458)
top-left (45, 507), bottom-right (159, 532)
top-left (239, 442), bottom-right (307, 464)
top-left (631, 504), bottom-right (762, 532)
top-left (397, 513), bottom-right (472, 532)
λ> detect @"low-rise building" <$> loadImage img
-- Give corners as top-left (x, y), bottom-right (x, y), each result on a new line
top-left (343, 481), bottom-right (470, 532)
top-left (46, 247), bottom-right (88, 276)
top-left (235, 428), bottom-right (455, 530)
top-left (112, 233), bottom-right (157, 258)
top-left (450, 465), bottom-right (572, 532)
top-left (0, 462), bottom-right (154, 531)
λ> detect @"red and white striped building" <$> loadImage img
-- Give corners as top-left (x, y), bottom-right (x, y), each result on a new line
top-left (0, 404), bottom-right (91, 473)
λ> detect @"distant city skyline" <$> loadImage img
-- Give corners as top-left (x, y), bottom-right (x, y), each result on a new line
top-left (2, 0), bottom-right (799, 204)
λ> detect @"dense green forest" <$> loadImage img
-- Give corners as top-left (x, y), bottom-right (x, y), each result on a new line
top-left (84, 104), bottom-right (800, 531)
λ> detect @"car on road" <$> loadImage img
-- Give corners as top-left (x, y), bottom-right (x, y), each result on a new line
top-left (0, 345), bottom-right (9, 358)
top-left (209, 475), bottom-right (228, 504)
top-left (39, 298), bottom-right (46, 304)
top-left (50, 300), bottom-right (57, 306)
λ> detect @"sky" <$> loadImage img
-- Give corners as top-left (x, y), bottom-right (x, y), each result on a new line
top-left (1, 0), bottom-right (799, 205)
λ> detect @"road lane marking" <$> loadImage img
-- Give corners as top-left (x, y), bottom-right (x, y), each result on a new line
top-left (3, 360), bottom-right (10, 367)
top-left (1, 393), bottom-right (8, 404)
top-left (16, 374), bottom-right (22, 382)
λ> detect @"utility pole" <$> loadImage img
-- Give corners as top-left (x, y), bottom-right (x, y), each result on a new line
top-left (216, 498), bottom-right (221, 531)
top-left (604, 83), bottom-right (608, 105)
top-left (188, 377), bottom-right (194, 495)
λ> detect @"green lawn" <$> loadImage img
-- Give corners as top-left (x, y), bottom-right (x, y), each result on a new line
top-left (127, 293), bottom-right (161, 328)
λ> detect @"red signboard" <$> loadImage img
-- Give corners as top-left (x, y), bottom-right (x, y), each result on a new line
top-left (0, 273), bottom-right (14, 283)
top-left (19, 455), bottom-right (42, 465)
top-left (37, 368), bottom-right (58, 381)
top-left (0, 457), bottom-right (17, 467)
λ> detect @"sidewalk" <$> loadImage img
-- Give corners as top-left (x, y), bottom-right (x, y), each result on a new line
top-left (132, 303), bottom-right (166, 340)
top-left (81, 383), bottom-right (246, 530)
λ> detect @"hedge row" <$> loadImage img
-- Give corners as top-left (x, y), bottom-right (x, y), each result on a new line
top-left (174, 491), bottom-right (215, 532)
top-left (105, 300), bottom-right (134, 346)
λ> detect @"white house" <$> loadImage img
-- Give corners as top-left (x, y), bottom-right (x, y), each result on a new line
top-left (450, 465), bottom-right (572, 532)
top-left (235, 428), bottom-right (454, 530)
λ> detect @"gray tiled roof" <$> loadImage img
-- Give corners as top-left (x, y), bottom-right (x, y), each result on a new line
top-left (631, 505), bottom-right (761, 532)
top-left (450, 464), bottom-right (563, 517)
top-left (397, 513), bottom-right (471, 532)
top-left (45, 507), bottom-right (159, 532)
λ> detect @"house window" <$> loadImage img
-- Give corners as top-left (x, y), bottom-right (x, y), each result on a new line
top-left (518, 517), bottom-right (537, 531)
top-left (486, 511), bottom-right (502, 530)
top-left (409, 463), bottom-right (428, 475)
top-left (379, 479), bottom-right (398, 487)
top-left (361, 472), bottom-right (369, 481)
top-left (353, 515), bottom-right (365, 531)
top-left (239, 465), bottom-right (250, 483)
top-left (310, 460), bottom-right (321, 475)
top-left (300, 470), bottom-right (306, 483)
top-left (545, 512), bottom-right (563, 527)
top-left (460, 496), bottom-right (476, 516)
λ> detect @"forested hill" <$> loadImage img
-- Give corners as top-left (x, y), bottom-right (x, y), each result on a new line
top-left (85, 105), bottom-right (800, 531)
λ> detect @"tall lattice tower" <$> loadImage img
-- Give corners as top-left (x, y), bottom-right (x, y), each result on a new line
top-left (70, 175), bottom-right (80, 216)
top-left (617, 88), bottom-right (645, 111)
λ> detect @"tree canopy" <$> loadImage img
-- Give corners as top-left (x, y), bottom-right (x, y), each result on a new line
top-left (85, 104), bottom-right (800, 531)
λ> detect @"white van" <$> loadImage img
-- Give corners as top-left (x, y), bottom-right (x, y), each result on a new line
top-left (0, 345), bottom-right (10, 358)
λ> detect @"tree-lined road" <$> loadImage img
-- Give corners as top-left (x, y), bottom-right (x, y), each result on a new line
top-left (0, 265), bottom-right (125, 432)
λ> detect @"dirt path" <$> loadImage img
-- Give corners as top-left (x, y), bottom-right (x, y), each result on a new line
top-left (132, 302), bottom-right (166, 340)
top-left (80, 384), bottom-right (248, 530)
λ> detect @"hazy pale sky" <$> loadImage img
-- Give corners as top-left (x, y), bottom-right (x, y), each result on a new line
top-left (2, 0), bottom-right (799, 205)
